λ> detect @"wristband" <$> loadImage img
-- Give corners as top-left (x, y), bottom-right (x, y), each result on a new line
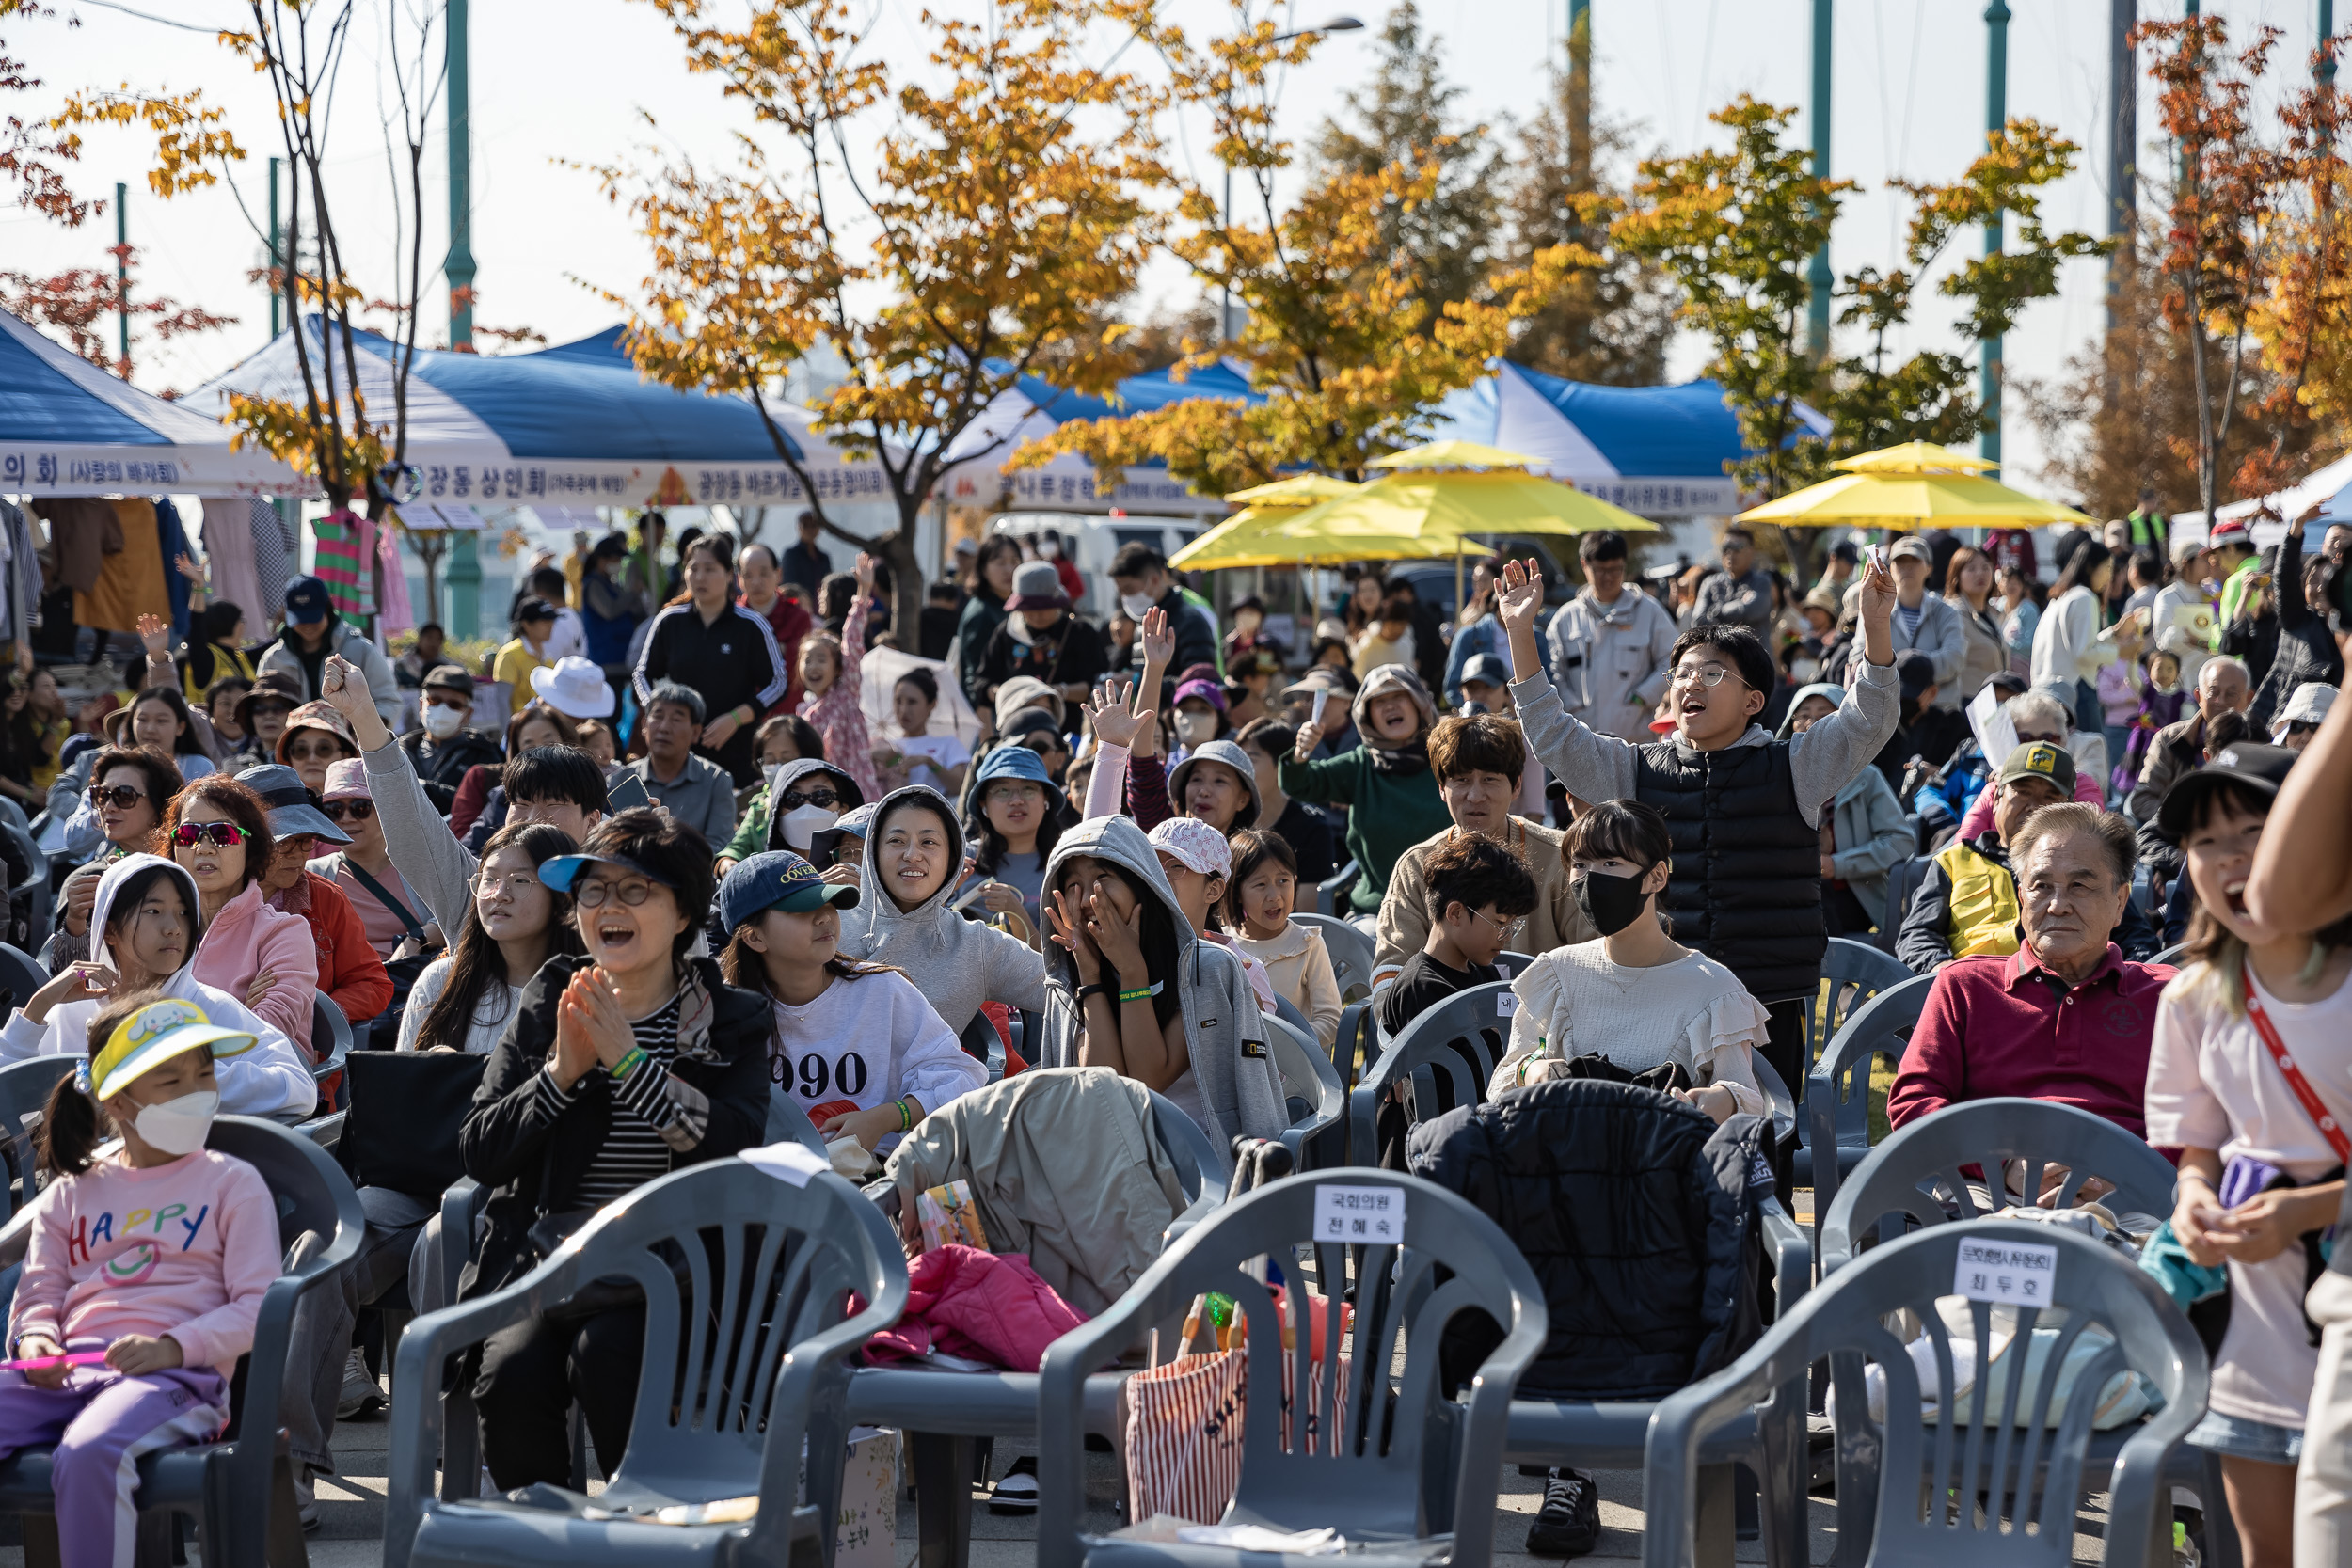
top-left (610, 1046), bottom-right (647, 1081)
top-left (1075, 982), bottom-right (1112, 1004)
top-left (1118, 985), bottom-right (1157, 1005)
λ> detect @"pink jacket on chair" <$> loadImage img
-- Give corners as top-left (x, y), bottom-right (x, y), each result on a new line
top-left (194, 879), bottom-right (320, 1056)
top-left (860, 1244), bottom-right (1085, 1372)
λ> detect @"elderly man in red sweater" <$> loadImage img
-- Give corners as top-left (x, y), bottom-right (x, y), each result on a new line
top-left (1888, 801), bottom-right (2177, 1139)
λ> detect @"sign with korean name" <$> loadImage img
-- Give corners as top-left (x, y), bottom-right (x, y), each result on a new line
top-left (1952, 1238), bottom-right (2058, 1307)
top-left (1314, 1184), bottom-right (1406, 1244)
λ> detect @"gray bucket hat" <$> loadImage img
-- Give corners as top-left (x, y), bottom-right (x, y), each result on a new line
top-left (233, 764), bottom-right (353, 845)
top-left (1167, 737), bottom-right (1263, 831)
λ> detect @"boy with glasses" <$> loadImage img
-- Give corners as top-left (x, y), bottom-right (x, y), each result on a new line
top-left (1495, 554), bottom-right (1899, 1091)
top-left (1377, 832), bottom-right (1537, 1039)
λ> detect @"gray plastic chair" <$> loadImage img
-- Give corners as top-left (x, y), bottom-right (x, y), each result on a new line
top-left (1642, 1220), bottom-right (2207, 1568)
top-left (1331, 1002), bottom-right (1378, 1091)
top-left (1497, 950), bottom-right (1540, 976)
top-left (1817, 1097), bottom-right (2184, 1279)
top-left (1036, 1170), bottom-right (1548, 1568)
top-left (3, 826), bottom-right (48, 946)
top-left (387, 1160), bottom-right (908, 1568)
top-left (1292, 911), bottom-right (1374, 1002)
top-left (2149, 942), bottom-right (2187, 967)
top-left (847, 1087), bottom-right (1225, 1568)
top-left (1802, 937), bottom-right (1911, 1067)
top-left (0, 941), bottom-right (48, 1016)
top-left (1314, 857), bottom-right (1359, 918)
top-left (1264, 1013), bottom-right (1344, 1171)
top-left (310, 990), bottom-right (354, 1108)
top-left (1801, 973), bottom-right (1935, 1223)
top-left (0, 1054), bottom-right (73, 1222)
top-left (1749, 1051), bottom-right (1796, 1150)
top-left (764, 1086), bottom-right (826, 1157)
top-left (1346, 981), bottom-right (1513, 1168)
top-left (0, 1116), bottom-right (364, 1568)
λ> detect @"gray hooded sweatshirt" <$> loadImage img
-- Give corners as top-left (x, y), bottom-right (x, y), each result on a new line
top-left (1035, 816), bottom-right (1286, 1167)
top-left (835, 784), bottom-right (1048, 1036)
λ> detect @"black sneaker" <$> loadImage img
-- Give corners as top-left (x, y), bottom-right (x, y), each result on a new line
top-left (987, 1454), bottom-right (1039, 1515)
top-left (1525, 1467), bottom-right (1599, 1557)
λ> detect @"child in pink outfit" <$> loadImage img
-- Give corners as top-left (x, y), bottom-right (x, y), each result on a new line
top-left (0, 998), bottom-right (280, 1568)
top-left (798, 560), bottom-right (880, 803)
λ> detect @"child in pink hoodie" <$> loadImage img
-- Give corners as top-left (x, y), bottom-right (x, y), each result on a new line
top-left (797, 552), bottom-right (880, 803)
top-left (0, 995), bottom-right (280, 1568)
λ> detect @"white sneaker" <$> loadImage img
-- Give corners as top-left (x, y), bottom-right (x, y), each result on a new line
top-left (293, 1470), bottom-right (320, 1533)
top-left (336, 1347), bottom-right (385, 1419)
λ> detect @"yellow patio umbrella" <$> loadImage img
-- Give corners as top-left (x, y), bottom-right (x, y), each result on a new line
top-left (1168, 477), bottom-right (1440, 571)
top-left (1266, 467), bottom-right (1661, 557)
top-left (1739, 439), bottom-right (2096, 531)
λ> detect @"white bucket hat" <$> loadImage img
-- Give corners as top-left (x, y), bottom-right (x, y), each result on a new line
top-left (530, 656), bottom-right (617, 719)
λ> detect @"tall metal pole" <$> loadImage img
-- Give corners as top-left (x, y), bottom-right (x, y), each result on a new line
top-left (444, 0), bottom-right (479, 637)
top-left (1568, 0), bottom-right (1591, 190)
top-left (114, 182), bottom-right (129, 374)
top-left (1218, 88), bottom-right (1231, 346)
top-left (2108, 3), bottom-right (2136, 282)
top-left (267, 156), bottom-right (283, 340)
top-left (1981, 0), bottom-right (2010, 473)
top-left (2324, 0), bottom-right (2338, 87)
top-left (1806, 0), bottom-right (1834, 359)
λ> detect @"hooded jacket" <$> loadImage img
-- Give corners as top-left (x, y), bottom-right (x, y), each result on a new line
top-left (1274, 665), bottom-right (1452, 917)
top-left (760, 757), bottom-right (867, 856)
top-left (1034, 816), bottom-right (1285, 1166)
top-left (1777, 682), bottom-right (1913, 919)
top-left (0, 855), bottom-right (316, 1117)
top-left (836, 784), bottom-right (1049, 1036)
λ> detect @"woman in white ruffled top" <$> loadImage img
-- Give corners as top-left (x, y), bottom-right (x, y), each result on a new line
top-left (1487, 800), bottom-right (1769, 1122)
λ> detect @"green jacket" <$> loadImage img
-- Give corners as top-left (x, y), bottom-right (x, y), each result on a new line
top-left (2214, 555), bottom-right (2264, 651)
top-left (1276, 746), bottom-right (1453, 916)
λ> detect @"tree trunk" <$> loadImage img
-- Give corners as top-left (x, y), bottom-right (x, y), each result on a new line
top-left (1775, 525), bottom-right (1818, 593)
top-left (415, 532), bottom-right (446, 627)
top-left (884, 501), bottom-right (926, 646)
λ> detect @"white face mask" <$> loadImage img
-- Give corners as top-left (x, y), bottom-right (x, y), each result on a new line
top-left (1038, 537), bottom-right (1060, 560)
top-left (780, 803), bottom-right (838, 854)
top-left (1120, 592), bottom-right (1156, 622)
top-left (132, 1088), bottom-right (219, 1157)
top-left (1789, 657), bottom-right (1820, 685)
top-left (1173, 711), bottom-right (1218, 746)
top-left (421, 703), bottom-right (466, 738)
top-left (1006, 615), bottom-right (1037, 647)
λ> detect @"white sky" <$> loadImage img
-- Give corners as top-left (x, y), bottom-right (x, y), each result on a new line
top-left (5, 0), bottom-right (2336, 501)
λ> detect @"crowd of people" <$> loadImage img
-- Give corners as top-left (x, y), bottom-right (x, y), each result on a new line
top-left (0, 500), bottom-right (2346, 1567)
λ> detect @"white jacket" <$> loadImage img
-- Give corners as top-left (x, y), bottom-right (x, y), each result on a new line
top-left (1544, 588), bottom-right (1681, 744)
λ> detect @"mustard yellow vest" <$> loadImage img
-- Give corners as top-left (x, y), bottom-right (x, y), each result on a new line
top-left (1934, 838), bottom-right (2022, 960)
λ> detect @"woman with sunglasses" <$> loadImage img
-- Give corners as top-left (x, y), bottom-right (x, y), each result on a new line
top-left (42, 747), bottom-right (184, 974)
top-left (159, 774), bottom-right (320, 1056)
top-left (308, 760), bottom-right (437, 962)
top-left (244, 764), bottom-right (394, 1039)
top-left (462, 807), bottom-right (770, 1490)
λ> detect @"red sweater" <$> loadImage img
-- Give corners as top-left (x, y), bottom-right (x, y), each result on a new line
top-left (1888, 943), bottom-right (2176, 1141)
top-left (267, 870), bottom-right (396, 1032)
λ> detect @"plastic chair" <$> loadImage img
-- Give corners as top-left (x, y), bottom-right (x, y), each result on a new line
top-left (1314, 857), bottom-right (1359, 918)
top-left (1749, 1051), bottom-right (1796, 1151)
top-left (2149, 942), bottom-right (2186, 967)
top-left (1271, 992), bottom-right (1313, 1036)
top-left (0, 1054), bottom-right (73, 1222)
top-left (1036, 1170), bottom-right (1549, 1568)
top-left (1874, 856), bottom-right (1936, 957)
top-left (1345, 981), bottom-right (1513, 1169)
top-left (3, 825), bottom-right (48, 947)
top-left (0, 1115), bottom-right (364, 1568)
top-left (1264, 1013), bottom-right (1344, 1171)
top-left (1645, 1221), bottom-right (2206, 1568)
top-left (1330, 1003), bottom-right (1379, 1092)
top-left (1817, 1096), bottom-right (2184, 1278)
top-left (1801, 972), bottom-right (1936, 1230)
top-left (387, 1160), bottom-right (909, 1568)
top-left (764, 1086), bottom-right (826, 1157)
top-left (1497, 950), bottom-right (1539, 977)
top-left (1292, 911), bottom-right (1374, 1002)
top-left (0, 941), bottom-right (48, 1017)
top-left (1802, 937), bottom-right (1911, 1068)
top-left (310, 990), bottom-right (354, 1109)
top-left (846, 1089), bottom-right (1226, 1568)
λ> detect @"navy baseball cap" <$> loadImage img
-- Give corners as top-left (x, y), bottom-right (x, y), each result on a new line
top-left (283, 575), bottom-right (331, 626)
top-left (719, 850), bottom-right (859, 929)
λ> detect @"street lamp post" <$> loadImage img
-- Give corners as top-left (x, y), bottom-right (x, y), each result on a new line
top-left (1982, 0), bottom-right (2010, 474)
top-left (1218, 15), bottom-right (1363, 345)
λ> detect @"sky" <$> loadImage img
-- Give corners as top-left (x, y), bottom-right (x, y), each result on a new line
top-left (5, 0), bottom-right (2338, 503)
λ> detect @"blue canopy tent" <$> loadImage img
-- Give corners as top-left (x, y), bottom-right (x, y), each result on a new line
top-left (189, 318), bottom-right (887, 510)
top-left (1426, 361), bottom-right (1830, 518)
top-left (938, 359), bottom-right (1263, 515)
top-left (0, 307), bottom-right (303, 497)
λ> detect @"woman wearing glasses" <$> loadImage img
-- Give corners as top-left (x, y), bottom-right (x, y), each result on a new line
top-left (160, 773), bottom-right (320, 1056)
top-left (460, 806), bottom-right (770, 1490)
top-left (0, 853), bottom-right (313, 1116)
top-left (42, 746), bottom-right (184, 974)
top-left (308, 760), bottom-right (438, 962)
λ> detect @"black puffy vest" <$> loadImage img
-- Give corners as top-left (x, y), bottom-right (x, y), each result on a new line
top-left (1406, 1080), bottom-right (1774, 1401)
top-left (1632, 738), bottom-right (1823, 1004)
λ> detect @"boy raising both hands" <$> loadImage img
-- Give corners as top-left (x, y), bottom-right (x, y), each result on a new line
top-left (1492, 552), bottom-right (1900, 1093)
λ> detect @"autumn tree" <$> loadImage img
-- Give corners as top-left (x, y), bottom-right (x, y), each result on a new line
top-left (1502, 71), bottom-right (1676, 385)
top-left (1311, 2), bottom-right (1503, 318)
top-left (1014, 8), bottom-right (1582, 498)
top-left (595, 0), bottom-right (1169, 638)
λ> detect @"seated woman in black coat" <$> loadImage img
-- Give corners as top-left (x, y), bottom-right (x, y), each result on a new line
top-left (458, 805), bottom-right (771, 1491)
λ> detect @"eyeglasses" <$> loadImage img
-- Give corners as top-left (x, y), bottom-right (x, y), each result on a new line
top-left (87, 784), bottom-right (147, 810)
top-left (323, 800), bottom-right (374, 824)
top-left (575, 878), bottom-right (660, 908)
top-left (172, 821), bottom-right (251, 848)
top-left (2012, 729), bottom-right (2066, 746)
top-left (247, 703), bottom-right (293, 720)
top-left (422, 693), bottom-right (469, 709)
top-left (1668, 664), bottom-right (1741, 689)
top-left (778, 788), bottom-right (839, 811)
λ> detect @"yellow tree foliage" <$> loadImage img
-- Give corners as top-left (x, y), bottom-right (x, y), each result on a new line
top-left (1012, 9), bottom-right (1587, 497)
top-left (595, 0), bottom-right (1172, 632)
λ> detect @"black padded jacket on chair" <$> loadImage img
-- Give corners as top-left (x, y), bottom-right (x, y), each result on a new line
top-left (1406, 1077), bottom-right (1775, 1401)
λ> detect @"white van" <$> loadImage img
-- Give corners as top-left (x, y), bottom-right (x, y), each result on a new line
top-left (986, 512), bottom-right (1207, 622)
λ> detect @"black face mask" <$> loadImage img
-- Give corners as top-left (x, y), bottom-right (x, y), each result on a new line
top-left (1573, 866), bottom-right (1653, 938)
